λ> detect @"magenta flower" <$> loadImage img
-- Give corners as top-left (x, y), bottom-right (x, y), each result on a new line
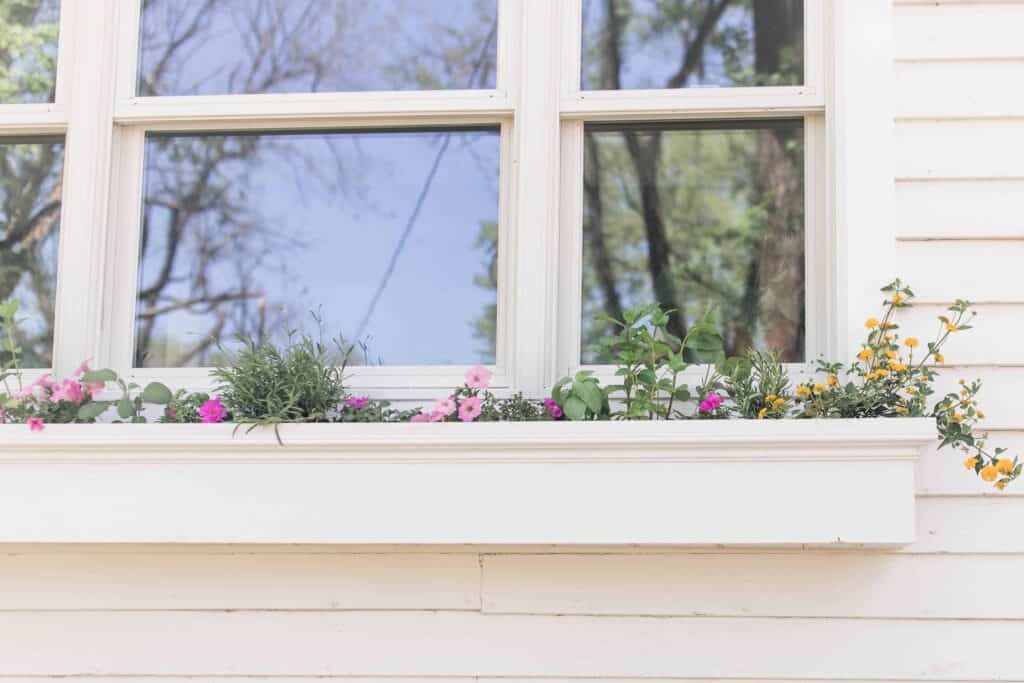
top-left (72, 359), bottom-right (106, 395)
top-left (50, 379), bottom-right (85, 404)
top-left (27, 417), bottom-right (44, 432)
top-left (198, 397), bottom-right (227, 424)
top-left (543, 398), bottom-right (563, 419)
top-left (410, 413), bottom-right (432, 423)
top-left (17, 372), bottom-right (53, 399)
top-left (698, 391), bottom-right (724, 414)
top-left (165, 407), bottom-right (178, 419)
top-left (73, 358), bottom-right (92, 377)
top-left (433, 396), bottom-right (457, 417)
top-left (346, 395), bottom-right (370, 411)
top-left (458, 395), bottom-right (483, 422)
top-left (465, 365), bottom-right (492, 390)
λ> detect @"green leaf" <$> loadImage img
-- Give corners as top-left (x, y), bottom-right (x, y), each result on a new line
top-left (564, 395), bottom-right (587, 421)
top-left (141, 382), bottom-right (173, 404)
top-left (77, 401), bottom-right (109, 420)
top-left (576, 381), bottom-right (604, 415)
top-left (80, 369), bottom-right (118, 383)
top-left (116, 398), bottom-right (134, 419)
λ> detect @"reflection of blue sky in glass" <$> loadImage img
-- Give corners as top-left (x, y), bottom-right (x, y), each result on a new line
top-left (138, 0), bottom-right (498, 96)
top-left (137, 129), bottom-right (499, 368)
top-left (0, 137), bottom-right (63, 367)
top-left (581, 0), bottom-right (803, 90)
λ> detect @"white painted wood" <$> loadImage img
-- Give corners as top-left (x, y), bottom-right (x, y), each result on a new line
top-left (896, 60), bottom-right (1024, 120)
top-left (916, 431), bottom-right (1024, 496)
top-left (896, 179), bottom-right (1024, 239)
top-left (560, 87), bottom-right (824, 121)
top-left (3, 610), bottom-right (1023, 678)
top-left (0, 420), bottom-right (932, 545)
top-left (0, 104), bottom-right (66, 134)
top-left (0, 552), bottom-right (479, 610)
top-left (828, 0), bottom-right (897, 360)
top-left (930, 367), bottom-right (1024, 429)
top-left (911, 496), bottom-right (1024, 554)
top-left (896, 119), bottom-right (1024, 179)
top-left (897, 304), bottom-right (1024, 364)
top-left (481, 553), bottom-right (1024, 618)
top-left (894, 3), bottom-right (1024, 61)
top-left (896, 240), bottom-right (1024, 302)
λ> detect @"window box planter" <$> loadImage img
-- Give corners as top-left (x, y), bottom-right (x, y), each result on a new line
top-left (0, 419), bottom-right (934, 546)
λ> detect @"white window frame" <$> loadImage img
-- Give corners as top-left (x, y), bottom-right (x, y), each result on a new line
top-left (0, 0), bottom-right (895, 400)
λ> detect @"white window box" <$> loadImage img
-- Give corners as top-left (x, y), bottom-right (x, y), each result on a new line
top-left (0, 418), bottom-right (934, 546)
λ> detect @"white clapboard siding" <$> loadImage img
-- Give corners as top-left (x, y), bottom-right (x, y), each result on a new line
top-left (894, 3), bottom-right (1024, 61)
top-left (895, 179), bottom-right (1024, 239)
top-left (930, 368), bottom-right (1023, 429)
top-left (895, 304), bottom-right (1024, 364)
top-left (0, 552), bottom-right (480, 611)
top-left (896, 60), bottom-right (1024, 120)
top-left (917, 431), bottom-right (1024, 496)
top-left (910, 496), bottom-right (1024, 554)
top-left (896, 120), bottom-right (1024, 180)
top-left (895, 240), bottom-right (1024, 302)
top-left (480, 553), bottom-right (1024, 618)
top-left (3, 610), bottom-right (1023, 679)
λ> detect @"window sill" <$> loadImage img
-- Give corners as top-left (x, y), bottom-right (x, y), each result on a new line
top-left (0, 419), bottom-right (935, 546)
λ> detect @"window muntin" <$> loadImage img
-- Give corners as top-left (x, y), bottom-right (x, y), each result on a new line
top-left (136, 0), bottom-right (499, 97)
top-left (0, 136), bottom-right (64, 367)
top-left (580, 120), bottom-right (805, 364)
top-left (0, 0), bottom-right (61, 103)
top-left (581, 0), bottom-right (804, 91)
top-left (135, 127), bottom-right (500, 368)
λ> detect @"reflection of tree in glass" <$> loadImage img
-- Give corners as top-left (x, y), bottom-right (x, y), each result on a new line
top-left (578, 0), bottom-right (805, 363)
top-left (0, 0), bottom-right (60, 103)
top-left (134, 0), bottom-right (499, 367)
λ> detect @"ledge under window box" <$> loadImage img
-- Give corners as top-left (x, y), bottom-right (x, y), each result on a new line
top-left (0, 419), bottom-right (934, 546)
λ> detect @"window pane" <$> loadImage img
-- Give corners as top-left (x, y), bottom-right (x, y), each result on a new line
top-left (0, 136), bottom-right (64, 367)
top-left (136, 128), bottom-right (500, 368)
top-left (581, 120), bottom-right (804, 363)
top-left (582, 0), bottom-right (803, 90)
top-left (0, 0), bottom-right (61, 103)
top-left (138, 0), bottom-right (498, 96)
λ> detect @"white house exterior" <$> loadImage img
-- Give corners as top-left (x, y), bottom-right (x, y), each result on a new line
top-left (1, 0), bottom-right (1023, 679)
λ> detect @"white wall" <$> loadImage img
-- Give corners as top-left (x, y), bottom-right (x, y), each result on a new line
top-left (4, 1), bottom-right (1023, 678)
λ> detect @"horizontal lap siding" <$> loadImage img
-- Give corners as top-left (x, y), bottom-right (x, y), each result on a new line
top-left (6, 2), bottom-right (1024, 680)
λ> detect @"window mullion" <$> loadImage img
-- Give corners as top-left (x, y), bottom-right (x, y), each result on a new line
top-left (51, 0), bottom-right (120, 377)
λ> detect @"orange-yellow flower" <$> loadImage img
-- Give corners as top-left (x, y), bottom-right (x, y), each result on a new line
top-left (890, 362), bottom-right (908, 372)
top-left (884, 349), bottom-right (899, 360)
top-left (828, 374), bottom-right (839, 387)
top-left (978, 410), bottom-right (986, 419)
top-left (813, 383), bottom-right (826, 393)
top-left (963, 456), bottom-right (979, 470)
top-left (865, 317), bottom-right (879, 329)
top-left (996, 459), bottom-right (1015, 475)
top-left (935, 352), bottom-right (945, 364)
top-left (796, 386), bottom-right (812, 399)
top-left (773, 397), bottom-right (786, 408)
top-left (996, 481), bottom-right (1007, 491)
top-left (907, 387), bottom-right (918, 395)
top-left (857, 349), bottom-right (874, 361)
top-left (892, 293), bottom-right (904, 305)
top-left (904, 337), bottom-right (919, 348)
top-left (953, 413), bottom-right (964, 423)
top-left (981, 465), bottom-right (999, 482)
top-left (757, 407), bottom-right (768, 420)
top-left (875, 368), bottom-right (890, 378)
top-left (945, 322), bottom-right (958, 333)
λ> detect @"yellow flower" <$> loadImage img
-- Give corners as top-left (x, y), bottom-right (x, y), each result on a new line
top-left (946, 322), bottom-right (958, 333)
top-left (978, 410), bottom-right (986, 419)
top-left (813, 383), bottom-right (826, 393)
top-left (892, 293), bottom-right (904, 305)
top-left (980, 465), bottom-right (999, 482)
top-left (884, 349), bottom-right (899, 360)
top-left (865, 371), bottom-right (878, 380)
top-left (865, 317), bottom-right (879, 329)
top-left (757, 407), bottom-right (768, 420)
top-left (904, 337), bottom-right (919, 348)
top-left (906, 387), bottom-right (918, 395)
top-left (765, 394), bottom-right (777, 403)
top-left (875, 368), bottom-right (890, 378)
top-left (963, 456), bottom-right (979, 470)
top-left (796, 386), bottom-right (812, 399)
top-left (828, 374), bottom-right (839, 387)
top-left (857, 349), bottom-right (874, 361)
top-left (953, 414), bottom-right (964, 423)
top-left (934, 353), bottom-right (945, 364)
top-left (773, 397), bottom-right (786, 408)
top-left (996, 481), bottom-right (1007, 491)
top-left (996, 459), bottom-right (1014, 475)
top-left (890, 363), bottom-right (908, 372)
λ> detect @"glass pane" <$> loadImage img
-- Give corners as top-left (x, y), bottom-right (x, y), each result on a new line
top-left (0, 0), bottom-right (61, 103)
top-left (582, 0), bottom-right (803, 90)
top-left (0, 136), bottom-right (64, 367)
top-left (138, 0), bottom-right (498, 96)
top-left (136, 128), bottom-right (500, 368)
top-left (581, 120), bottom-right (804, 364)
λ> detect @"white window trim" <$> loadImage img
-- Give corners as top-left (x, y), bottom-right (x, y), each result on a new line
top-left (0, 0), bottom-right (895, 401)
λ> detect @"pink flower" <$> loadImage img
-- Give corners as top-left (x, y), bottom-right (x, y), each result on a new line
top-left (346, 396), bottom-right (370, 411)
top-left (165, 407), bottom-right (178, 419)
top-left (410, 413), bottom-right (432, 423)
top-left (50, 379), bottom-right (85, 404)
top-left (543, 398), bottom-right (563, 419)
top-left (458, 395), bottom-right (483, 422)
top-left (698, 391), bottom-right (724, 414)
top-left (429, 410), bottom-right (446, 422)
top-left (17, 372), bottom-right (53, 399)
top-left (198, 397), bottom-right (227, 424)
top-left (73, 358), bottom-right (92, 377)
top-left (27, 417), bottom-right (44, 432)
top-left (72, 359), bottom-right (106, 395)
top-left (433, 396), bottom-right (457, 417)
top-left (465, 365), bottom-right (492, 390)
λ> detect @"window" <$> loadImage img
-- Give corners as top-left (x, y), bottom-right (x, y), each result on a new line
top-left (0, 0), bottom-right (833, 396)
